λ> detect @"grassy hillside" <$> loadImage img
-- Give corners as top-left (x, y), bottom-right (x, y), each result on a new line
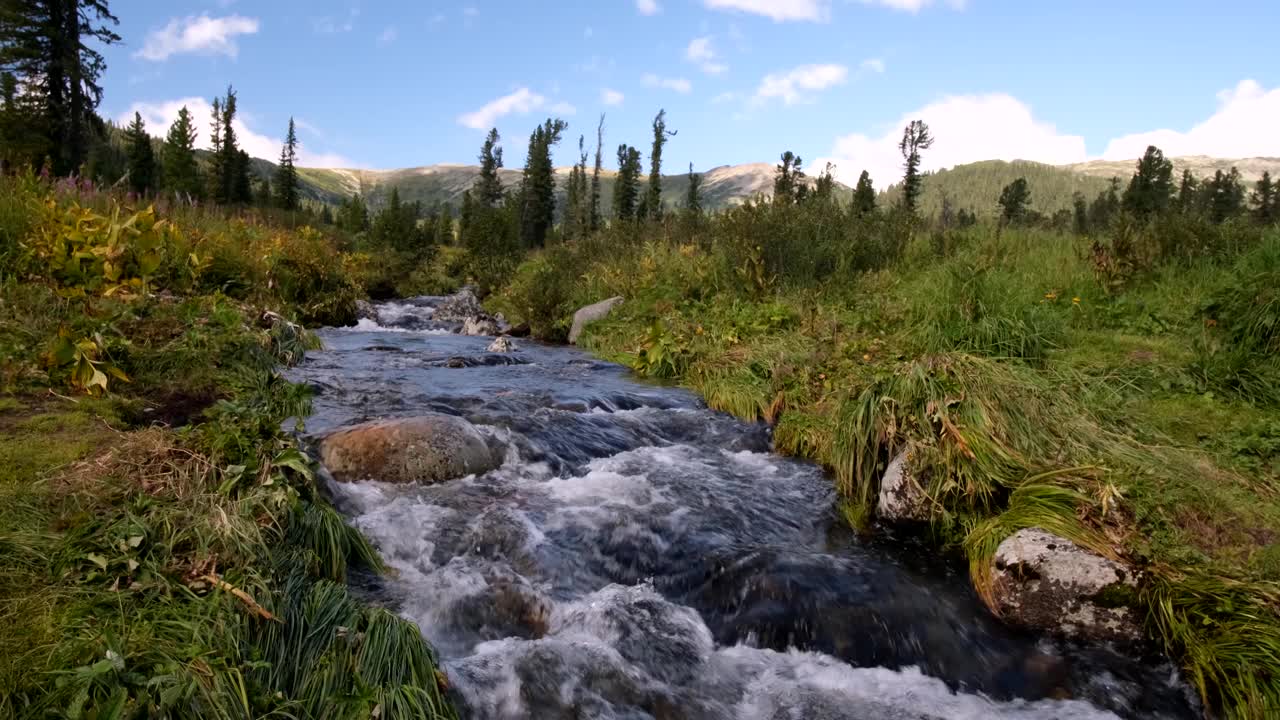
top-left (1070, 155), bottom-right (1280, 185)
top-left (880, 160), bottom-right (1114, 219)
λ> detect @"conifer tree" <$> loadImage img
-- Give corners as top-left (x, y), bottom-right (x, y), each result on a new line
top-left (475, 128), bottom-right (504, 206)
top-left (518, 118), bottom-right (567, 248)
top-left (207, 98), bottom-right (224, 199)
top-left (234, 149), bottom-right (253, 204)
top-left (274, 117), bottom-right (300, 211)
top-left (998, 177), bottom-right (1031, 225)
top-left (1072, 192), bottom-right (1089, 235)
top-left (1088, 177), bottom-right (1122, 229)
top-left (0, 0), bottom-right (121, 175)
top-left (124, 111), bottom-right (155, 196)
top-left (162, 105), bottom-right (200, 198)
top-left (564, 135), bottom-right (590, 241)
top-left (813, 163), bottom-right (836, 203)
top-left (1251, 171), bottom-right (1276, 224)
top-left (685, 163), bottom-right (703, 214)
top-left (1176, 169), bottom-right (1199, 215)
top-left (898, 120), bottom-right (933, 214)
top-left (852, 170), bottom-right (877, 217)
top-left (613, 144), bottom-right (642, 222)
top-left (1206, 168), bottom-right (1246, 224)
top-left (645, 109), bottom-right (675, 221)
top-left (773, 151), bottom-right (805, 204)
top-left (435, 205), bottom-right (454, 245)
top-left (1121, 145), bottom-right (1173, 218)
top-left (590, 114), bottom-right (605, 231)
top-left (338, 193), bottom-right (370, 233)
top-left (0, 70), bottom-right (47, 170)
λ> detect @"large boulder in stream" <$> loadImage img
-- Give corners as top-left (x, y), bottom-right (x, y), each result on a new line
top-left (568, 296), bottom-right (624, 345)
top-left (434, 286), bottom-right (484, 322)
top-left (319, 414), bottom-right (501, 484)
top-left (991, 528), bottom-right (1143, 645)
top-left (877, 446), bottom-right (932, 523)
top-left (462, 315), bottom-right (500, 336)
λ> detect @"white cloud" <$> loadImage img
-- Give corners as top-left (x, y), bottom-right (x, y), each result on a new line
top-left (753, 63), bottom-right (847, 105)
top-left (860, 57), bottom-right (885, 74)
top-left (642, 74), bottom-right (693, 94)
top-left (457, 87), bottom-right (577, 129)
top-left (1102, 79), bottom-right (1280, 161)
top-left (376, 26), bottom-right (397, 46)
top-left (703, 0), bottom-right (828, 22)
top-left (313, 8), bottom-right (359, 34)
top-left (686, 36), bottom-right (728, 75)
top-left (602, 88), bottom-right (625, 106)
top-left (136, 14), bottom-right (259, 61)
top-left (637, 0), bottom-right (661, 15)
top-left (814, 93), bottom-right (1087, 189)
top-left (857, 0), bottom-right (967, 12)
top-left (119, 97), bottom-right (356, 168)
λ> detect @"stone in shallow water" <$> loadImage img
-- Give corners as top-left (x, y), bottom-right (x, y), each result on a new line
top-left (488, 336), bottom-right (516, 352)
top-left (318, 414), bottom-right (501, 484)
top-left (876, 445), bottom-right (932, 523)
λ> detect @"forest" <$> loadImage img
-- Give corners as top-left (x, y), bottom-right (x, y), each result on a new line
top-left (3, 1), bottom-right (1280, 719)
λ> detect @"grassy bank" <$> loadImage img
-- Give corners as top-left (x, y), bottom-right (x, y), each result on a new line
top-left (491, 206), bottom-right (1280, 717)
top-left (0, 173), bottom-right (456, 718)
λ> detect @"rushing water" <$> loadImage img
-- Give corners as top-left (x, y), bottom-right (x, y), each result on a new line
top-left (288, 299), bottom-right (1199, 720)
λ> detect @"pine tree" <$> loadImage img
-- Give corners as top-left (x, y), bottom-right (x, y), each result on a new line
top-left (124, 111), bottom-right (155, 196)
top-left (685, 163), bottom-right (703, 214)
top-left (274, 117), bottom-right (300, 211)
top-left (1072, 192), bottom-right (1089, 235)
top-left (475, 128), bottom-right (504, 206)
top-left (1251, 171), bottom-right (1276, 225)
top-left (0, 0), bottom-right (121, 175)
top-left (254, 177), bottom-right (272, 207)
top-left (338, 193), bottom-right (369, 233)
top-left (563, 135), bottom-right (590, 241)
top-left (319, 205), bottom-right (334, 225)
top-left (207, 98), bottom-right (224, 199)
top-left (518, 118), bottom-right (567, 248)
top-left (813, 163), bottom-right (836, 204)
top-left (234, 149), bottom-right (253, 204)
top-left (613, 144), bottom-right (642, 222)
top-left (1121, 145), bottom-right (1173, 218)
top-left (773, 151), bottom-right (805, 204)
top-left (589, 114), bottom-right (605, 231)
top-left (1176, 169), bottom-right (1199, 215)
top-left (1206, 168), bottom-right (1246, 224)
top-left (0, 70), bottom-right (48, 170)
top-left (1088, 177), bottom-right (1122, 230)
top-left (162, 105), bottom-right (200, 198)
top-left (435, 205), bottom-right (454, 245)
top-left (852, 170), bottom-right (877, 217)
top-left (898, 120), bottom-right (934, 215)
top-left (998, 177), bottom-right (1031, 225)
top-left (644, 109), bottom-right (675, 221)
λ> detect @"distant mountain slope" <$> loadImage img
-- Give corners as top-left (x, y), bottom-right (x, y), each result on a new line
top-left (1067, 156), bottom-right (1280, 185)
top-left (880, 160), bottom-right (1113, 218)
top-left (274, 162), bottom-right (847, 213)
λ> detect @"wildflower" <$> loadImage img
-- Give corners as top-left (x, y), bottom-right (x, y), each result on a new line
top-left (1072, 297), bottom-right (1081, 305)
top-left (1044, 292), bottom-right (1057, 300)
top-left (862, 353), bottom-right (872, 362)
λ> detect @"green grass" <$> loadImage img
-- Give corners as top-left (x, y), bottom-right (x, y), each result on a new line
top-left (503, 217), bottom-right (1280, 718)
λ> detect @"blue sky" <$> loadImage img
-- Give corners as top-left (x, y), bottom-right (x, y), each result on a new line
top-left (105, 0), bottom-right (1280, 186)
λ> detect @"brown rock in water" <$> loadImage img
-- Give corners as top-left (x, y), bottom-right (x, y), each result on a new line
top-left (991, 528), bottom-right (1143, 645)
top-left (876, 446), bottom-right (932, 523)
top-left (319, 414), bottom-right (500, 484)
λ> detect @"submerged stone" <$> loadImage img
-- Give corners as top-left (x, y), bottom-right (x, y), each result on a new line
top-left (319, 414), bottom-right (501, 484)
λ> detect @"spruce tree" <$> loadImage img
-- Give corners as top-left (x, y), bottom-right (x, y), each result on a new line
top-left (207, 98), bottom-right (224, 200)
top-left (435, 205), bottom-right (454, 245)
top-left (162, 105), bottom-right (200, 198)
top-left (590, 114), bottom-right (605, 231)
top-left (1176, 169), bottom-right (1199, 215)
top-left (773, 151), bottom-right (804, 204)
top-left (1251, 171), bottom-right (1276, 224)
top-left (124, 111), bottom-right (155, 196)
top-left (898, 120), bottom-right (934, 214)
top-left (1206, 168), bottom-right (1246, 224)
top-left (613, 144), bottom-right (642, 222)
top-left (644, 109), bottom-right (674, 221)
top-left (1121, 145), bottom-right (1173, 218)
top-left (233, 149), bottom-right (253, 204)
top-left (1088, 177), bottom-right (1122, 229)
top-left (0, 0), bottom-right (121, 175)
top-left (518, 118), bottom-right (567, 248)
top-left (813, 163), bottom-right (836, 203)
top-left (274, 117), bottom-right (299, 211)
top-left (998, 177), bottom-right (1031, 225)
top-left (564, 135), bottom-right (590, 241)
top-left (1072, 192), bottom-right (1089, 235)
top-left (852, 170), bottom-right (877, 217)
top-left (475, 128), bottom-right (504, 206)
top-left (685, 163), bottom-right (703, 214)
top-left (338, 193), bottom-right (369, 233)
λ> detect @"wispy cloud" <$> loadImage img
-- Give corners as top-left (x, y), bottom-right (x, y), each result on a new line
top-left (313, 8), bottom-right (359, 35)
top-left (860, 57), bottom-right (886, 74)
top-left (136, 14), bottom-right (259, 61)
top-left (856, 0), bottom-right (967, 12)
top-left (376, 26), bottom-right (397, 46)
top-left (703, 0), bottom-right (828, 22)
top-left (637, 0), bottom-right (661, 15)
top-left (753, 63), bottom-right (847, 105)
top-left (458, 87), bottom-right (574, 129)
top-left (601, 88), bottom-right (625, 106)
top-left (686, 36), bottom-right (728, 75)
top-left (642, 73), bottom-right (692, 94)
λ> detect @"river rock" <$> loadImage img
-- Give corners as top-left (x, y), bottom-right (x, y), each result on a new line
top-left (462, 315), bottom-right (500, 336)
top-left (434, 285), bottom-right (484, 322)
top-left (877, 446), bottom-right (932, 523)
top-left (355, 299), bottom-right (377, 322)
top-left (319, 414), bottom-right (500, 484)
top-left (991, 528), bottom-right (1142, 645)
top-left (568, 296), bottom-right (624, 345)
top-left (487, 336), bottom-right (515, 352)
